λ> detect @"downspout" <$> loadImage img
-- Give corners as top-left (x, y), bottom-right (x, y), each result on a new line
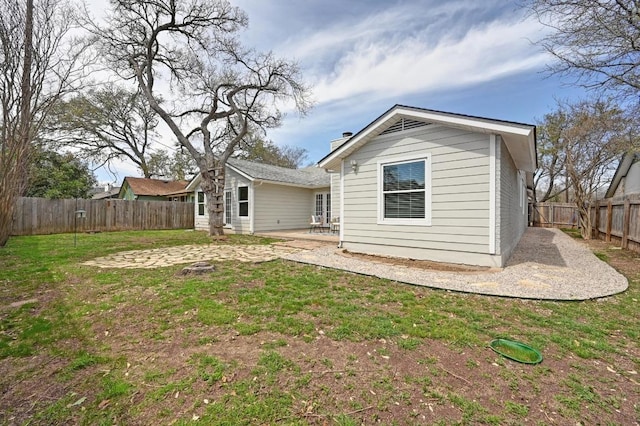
top-left (250, 181), bottom-right (260, 234)
top-left (339, 159), bottom-right (345, 248)
top-left (489, 134), bottom-right (497, 255)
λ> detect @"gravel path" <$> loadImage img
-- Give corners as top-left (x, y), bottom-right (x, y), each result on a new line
top-left (281, 228), bottom-right (628, 300)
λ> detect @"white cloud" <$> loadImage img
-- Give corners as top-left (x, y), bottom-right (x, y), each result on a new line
top-left (299, 16), bottom-right (548, 105)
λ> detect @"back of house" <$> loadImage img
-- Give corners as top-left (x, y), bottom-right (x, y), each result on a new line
top-left (319, 105), bottom-right (536, 268)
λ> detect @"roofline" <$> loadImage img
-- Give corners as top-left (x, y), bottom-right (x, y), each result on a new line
top-left (226, 162), bottom-right (255, 181)
top-left (183, 168), bottom-right (329, 192)
top-left (318, 104), bottom-right (536, 170)
top-left (605, 151), bottom-right (637, 198)
top-left (252, 179), bottom-right (329, 189)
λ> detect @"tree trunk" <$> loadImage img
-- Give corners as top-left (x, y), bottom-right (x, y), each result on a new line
top-left (199, 157), bottom-right (226, 237)
top-left (578, 202), bottom-right (592, 240)
top-left (0, 0), bottom-right (33, 247)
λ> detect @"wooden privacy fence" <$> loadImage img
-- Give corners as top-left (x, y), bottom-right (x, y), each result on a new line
top-left (530, 202), bottom-right (579, 228)
top-left (531, 199), bottom-right (640, 253)
top-left (592, 198), bottom-right (640, 252)
top-left (11, 197), bottom-right (194, 236)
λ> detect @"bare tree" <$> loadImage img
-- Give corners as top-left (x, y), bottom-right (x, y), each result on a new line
top-left (47, 84), bottom-right (162, 178)
top-left (533, 108), bottom-right (568, 203)
top-left (525, 0), bottom-right (640, 100)
top-left (546, 99), bottom-right (634, 238)
top-left (84, 0), bottom-right (311, 236)
top-left (145, 148), bottom-right (197, 180)
top-left (237, 136), bottom-right (308, 169)
top-left (0, 0), bottom-right (88, 246)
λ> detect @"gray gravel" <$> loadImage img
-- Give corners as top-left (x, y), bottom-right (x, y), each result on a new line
top-left (281, 228), bottom-right (628, 300)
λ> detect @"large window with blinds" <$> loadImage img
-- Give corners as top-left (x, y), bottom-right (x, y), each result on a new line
top-left (378, 156), bottom-right (431, 225)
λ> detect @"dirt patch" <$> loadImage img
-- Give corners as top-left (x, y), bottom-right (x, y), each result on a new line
top-left (339, 249), bottom-right (497, 273)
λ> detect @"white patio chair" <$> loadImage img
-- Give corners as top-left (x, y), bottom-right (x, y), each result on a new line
top-left (330, 216), bottom-right (340, 234)
top-left (309, 215), bottom-right (323, 233)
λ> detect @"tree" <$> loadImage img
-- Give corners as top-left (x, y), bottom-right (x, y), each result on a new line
top-left (533, 107), bottom-right (569, 203)
top-left (26, 148), bottom-right (96, 198)
top-left (48, 84), bottom-right (162, 178)
top-left (537, 98), bottom-right (634, 238)
top-left (146, 148), bottom-right (197, 180)
top-left (525, 0), bottom-right (640, 100)
top-left (85, 0), bottom-right (311, 236)
top-left (0, 0), bottom-right (88, 246)
top-left (237, 137), bottom-right (308, 169)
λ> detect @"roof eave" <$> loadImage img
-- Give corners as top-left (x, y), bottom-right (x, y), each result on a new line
top-left (318, 105), bottom-right (537, 172)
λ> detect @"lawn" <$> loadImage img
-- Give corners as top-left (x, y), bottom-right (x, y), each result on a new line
top-left (1, 230), bottom-right (638, 425)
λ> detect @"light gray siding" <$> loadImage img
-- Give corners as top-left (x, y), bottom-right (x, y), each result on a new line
top-left (253, 183), bottom-right (326, 231)
top-left (329, 136), bottom-right (348, 220)
top-left (616, 162), bottom-right (640, 197)
top-left (226, 168), bottom-right (253, 234)
top-left (194, 168), bottom-right (252, 233)
top-left (341, 124), bottom-right (493, 265)
top-left (497, 136), bottom-right (527, 261)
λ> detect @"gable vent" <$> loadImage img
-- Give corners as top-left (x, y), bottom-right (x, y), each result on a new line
top-left (380, 118), bottom-right (430, 135)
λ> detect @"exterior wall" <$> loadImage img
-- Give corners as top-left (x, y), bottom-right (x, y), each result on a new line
top-left (618, 162), bottom-right (640, 197)
top-left (194, 168), bottom-right (253, 233)
top-left (194, 169), bottom-right (326, 233)
top-left (341, 125), bottom-right (498, 266)
top-left (225, 168), bottom-right (253, 234)
top-left (330, 172), bottom-right (341, 220)
top-left (329, 137), bottom-right (348, 220)
top-left (120, 183), bottom-right (135, 200)
top-left (253, 183), bottom-right (324, 231)
top-left (497, 136), bottom-right (527, 264)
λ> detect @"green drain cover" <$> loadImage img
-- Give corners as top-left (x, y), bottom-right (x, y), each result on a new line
top-left (490, 339), bottom-right (543, 364)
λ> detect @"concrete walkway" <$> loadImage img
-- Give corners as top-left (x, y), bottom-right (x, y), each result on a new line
top-left (80, 228), bottom-right (628, 300)
top-left (281, 228), bottom-right (629, 300)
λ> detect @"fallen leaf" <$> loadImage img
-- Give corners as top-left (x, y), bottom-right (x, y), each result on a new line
top-left (66, 396), bottom-right (86, 408)
top-left (98, 400), bottom-right (110, 410)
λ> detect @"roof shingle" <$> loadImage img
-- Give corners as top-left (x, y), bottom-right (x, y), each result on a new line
top-left (124, 177), bottom-right (189, 196)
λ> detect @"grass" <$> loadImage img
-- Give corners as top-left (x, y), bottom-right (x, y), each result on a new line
top-left (1, 229), bottom-right (639, 425)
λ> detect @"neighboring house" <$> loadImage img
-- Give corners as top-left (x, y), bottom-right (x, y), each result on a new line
top-left (318, 105), bottom-right (537, 268)
top-left (118, 177), bottom-right (189, 201)
top-left (187, 158), bottom-right (330, 233)
top-left (604, 152), bottom-right (640, 199)
top-left (91, 184), bottom-right (120, 200)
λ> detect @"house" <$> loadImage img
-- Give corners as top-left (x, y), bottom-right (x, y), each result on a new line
top-left (187, 158), bottom-right (330, 233)
top-left (604, 152), bottom-right (640, 199)
top-left (118, 177), bottom-right (189, 201)
top-left (91, 184), bottom-right (120, 200)
top-left (318, 105), bottom-right (537, 268)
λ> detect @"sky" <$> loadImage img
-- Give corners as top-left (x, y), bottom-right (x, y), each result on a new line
top-left (91, 0), bottom-right (586, 183)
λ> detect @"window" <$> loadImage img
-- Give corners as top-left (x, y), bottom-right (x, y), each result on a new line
top-left (238, 186), bottom-right (249, 217)
top-left (197, 191), bottom-right (205, 216)
top-left (224, 190), bottom-right (232, 226)
top-left (378, 157), bottom-right (431, 225)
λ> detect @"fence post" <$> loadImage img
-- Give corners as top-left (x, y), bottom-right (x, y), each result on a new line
top-left (594, 200), bottom-right (600, 239)
top-left (551, 204), bottom-right (555, 228)
top-left (622, 199), bottom-right (631, 249)
top-left (606, 200), bottom-right (613, 242)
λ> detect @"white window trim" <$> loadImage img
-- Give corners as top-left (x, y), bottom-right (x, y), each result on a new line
top-left (197, 191), bottom-right (206, 217)
top-left (224, 190), bottom-right (232, 228)
top-left (377, 154), bottom-right (432, 226)
top-left (237, 185), bottom-right (249, 219)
